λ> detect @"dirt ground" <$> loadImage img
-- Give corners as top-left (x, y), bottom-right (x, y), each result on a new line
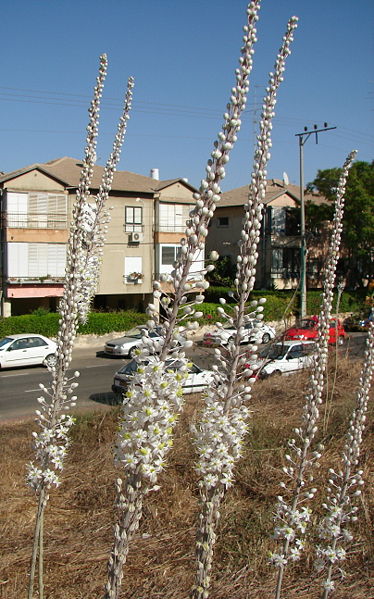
top-left (1, 357), bottom-right (373, 599)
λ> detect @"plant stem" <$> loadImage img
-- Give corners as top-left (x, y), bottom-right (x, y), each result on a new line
top-left (104, 477), bottom-right (144, 599)
top-left (28, 489), bottom-right (46, 599)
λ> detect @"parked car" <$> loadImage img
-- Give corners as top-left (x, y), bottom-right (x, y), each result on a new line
top-left (344, 309), bottom-right (373, 332)
top-left (246, 340), bottom-right (318, 379)
top-left (284, 316), bottom-right (347, 345)
top-left (202, 320), bottom-right (276, 347)
top-left (0, 334), bottom-right (57, 369)
top-left (104, 326), bottom-right (166, 358)
top-left (112, 359), bottom-right (214, 397)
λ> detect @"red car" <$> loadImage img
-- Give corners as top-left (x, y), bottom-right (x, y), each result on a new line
top-left (284, 316), bottom-right (347, 345)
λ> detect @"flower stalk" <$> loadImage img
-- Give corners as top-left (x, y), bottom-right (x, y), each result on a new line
top-left (192, 15), bottom-right (299, 599)
top-left (26, 57), bottom-right (134, 599)
top-left (317, 321), bottom-right (373, 598)
top-left (104, 3), bottom-right (262, 597)
top-left (271, 150), bottom-right (357, 599)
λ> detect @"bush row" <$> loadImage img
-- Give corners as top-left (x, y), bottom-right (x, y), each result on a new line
top-left (0, 311), bottom-right (148, 339)
top-left (204, 287), bottom-right (365, 319)
top-left (0, 289), bottom-right (366, 339)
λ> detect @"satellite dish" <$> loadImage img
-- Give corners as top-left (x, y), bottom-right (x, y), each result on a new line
top-left (283, 171), bottom-right (289, 186)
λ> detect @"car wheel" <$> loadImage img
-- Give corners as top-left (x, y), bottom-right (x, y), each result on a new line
top-left (128, 346), bottom-right (137, 358)
top-left (44, 354), bottom-right (57, 368)
top-left (262, 333), bottom-right (271, 344)
top-left (271, 369), bottom-right (282, 377)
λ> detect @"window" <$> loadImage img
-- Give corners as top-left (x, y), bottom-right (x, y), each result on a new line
top-left (271, 248), bottom-right (299, 277)
top-left (7, 192), bottom-right (67, 229)
top-left (8, 243), bottom-right (66, 278)
top-left (159, 204), bottom-right (184, 232)
top-left (124, 256), bottom-right (143, 282)
top-left (218, 216), bottom-right (229, 227)
top-left (271, 207), bottom-right (286, 234)
top-left (161, 246), bottom-right (181, 265)
top-left (125, 206), bottom-right (143, 233)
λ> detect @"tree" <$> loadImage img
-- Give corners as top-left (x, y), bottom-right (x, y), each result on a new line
top-left (307, 160), bottom-right (374, 288)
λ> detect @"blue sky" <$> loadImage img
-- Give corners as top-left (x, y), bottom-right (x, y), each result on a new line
top-left (1, 0), bottom-right (373, 191)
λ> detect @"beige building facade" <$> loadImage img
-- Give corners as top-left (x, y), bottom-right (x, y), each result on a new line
top-left (0, 157), bottom-right (198, 316)
top-left (206, 179), bottom-right (302, 290)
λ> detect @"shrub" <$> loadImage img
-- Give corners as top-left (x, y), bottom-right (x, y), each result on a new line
top-left (0, 311), bottom-right (148, 339)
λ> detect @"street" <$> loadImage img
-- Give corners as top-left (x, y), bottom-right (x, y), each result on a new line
top-left (0, 332), bottom-right (368, 422)
top-left (0, 343), bottom-right (217, 422)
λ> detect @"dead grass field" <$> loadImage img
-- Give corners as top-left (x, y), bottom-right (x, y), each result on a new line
top-left (1, 357), bottom-right (373, 599)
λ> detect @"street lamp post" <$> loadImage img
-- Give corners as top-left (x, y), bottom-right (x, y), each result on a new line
top-left (295, 123), bottom-right (336, 318)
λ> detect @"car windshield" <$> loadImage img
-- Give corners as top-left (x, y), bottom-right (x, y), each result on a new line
top-left (259, 344), bottom-right (288, 360)
top-left (0, 337), bottom-right (13, 348)
top-left (117, 360), bottom-right (142, 375)
top-left (296, 319), bottom-right (316, 330)
top-left (124, 327), bottom-right (143, 339)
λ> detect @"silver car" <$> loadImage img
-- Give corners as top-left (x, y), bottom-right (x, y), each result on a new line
top-left (202, 320), bottom-right (276, 347)
top-left (112, 358), bottom-right (214, 397)
top-left (104, 326), bottom-right (165, 358)
top-left (0, 334), bottom-right (57, 369)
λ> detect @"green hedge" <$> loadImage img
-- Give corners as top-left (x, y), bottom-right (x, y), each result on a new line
top-left (197, 296), bottom-right (296, 323)
top-left (202, 287), bottom-right (366, 323)
top-left (0, 290), bottom-right (366, 339)
top-left (0, 311), bottom-right (148, 339)
top-left (306, 290), bottom-right (365, 316)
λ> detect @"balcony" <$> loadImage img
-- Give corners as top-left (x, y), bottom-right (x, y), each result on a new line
top-left (5, 213), bottom-right (67, 230)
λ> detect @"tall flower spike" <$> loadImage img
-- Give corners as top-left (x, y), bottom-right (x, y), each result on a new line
top-left (26, 57), bottom-right (135, 599)
top-left (75, 76), bottom-right (135, 323)
top-left (271, 150), bottom-right (357, 599)
top-left (317, 321), bottom-right (373, 599)
top-left (192, 16), bottom-right (298, 599)
top-left (104, 4), bottom-right (261, 598)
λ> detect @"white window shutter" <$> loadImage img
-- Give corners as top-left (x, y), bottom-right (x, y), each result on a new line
top-left (7, 192), bottom-right (28, 227)
top-left (124, 256), bottom-right (142, 277)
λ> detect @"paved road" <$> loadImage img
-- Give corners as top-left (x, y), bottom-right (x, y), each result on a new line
top-left (0, 333), bottom-right (368, 423)
top-left (0, 343), bottom-right (218, 423)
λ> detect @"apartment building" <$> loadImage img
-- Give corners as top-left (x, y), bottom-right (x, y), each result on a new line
top-left (0, 157), bottom-right (199, 316)
top-left (206, 179), bottom-right (302, 289)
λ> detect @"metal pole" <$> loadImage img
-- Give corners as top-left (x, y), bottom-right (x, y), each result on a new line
top-left (299, 136), bottom-right (307, 318)
top-left (295, 124), bottom-right (336, 319)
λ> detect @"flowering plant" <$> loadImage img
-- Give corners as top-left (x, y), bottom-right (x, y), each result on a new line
top-left (128, 271), bottom-right (143, 279)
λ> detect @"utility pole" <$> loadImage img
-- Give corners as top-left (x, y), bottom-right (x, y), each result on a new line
top-left (295, 123), bottom-right (336, 318)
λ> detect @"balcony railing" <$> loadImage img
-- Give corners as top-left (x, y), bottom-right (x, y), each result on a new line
top-left (5, 213), bottom-right (67, 229)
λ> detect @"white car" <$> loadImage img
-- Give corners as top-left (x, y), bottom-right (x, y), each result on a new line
top-left (202, 320), bottom-right (276, 347)
top-left (112, 359), bottom-right (214, 397)
top-left (0, 334), bottom-right (57, 369)
top-left (247, 340), bottom-right (317, 379)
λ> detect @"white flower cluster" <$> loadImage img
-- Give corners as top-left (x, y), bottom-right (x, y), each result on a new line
top-left (272, 153), bottom-right (357, 590)
top-left (194, 11), bottom-right (299, 510)
top-left (194, 397), bottom-right (250, 490)
top-left (26, 372), bottom-right (79, 491)
top-left (192, 14), bottom-right (299, 599)
top-left (27, 410), bottom-right (76, 491)
top-left (27, 57), bottom-right (134, 495)
top-left (107, 5), bottom-right (263, 597)
top-left (315, 322), bottom-right (373, 596)
top-left (151, 1), bottom-right (262, 365)
top-left (236, 15), bottom-right (299, 298)
top-left (115, 358), bottom-right (188, 484)
top-left (75, 76), bottom-right (135, 324)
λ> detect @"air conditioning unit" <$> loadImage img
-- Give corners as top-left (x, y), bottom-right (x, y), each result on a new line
top-left (129, 232), bottom-right (143, 243)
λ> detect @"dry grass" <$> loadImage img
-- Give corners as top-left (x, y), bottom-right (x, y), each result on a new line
top-left (1, 357), bottom-right (373, 599)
